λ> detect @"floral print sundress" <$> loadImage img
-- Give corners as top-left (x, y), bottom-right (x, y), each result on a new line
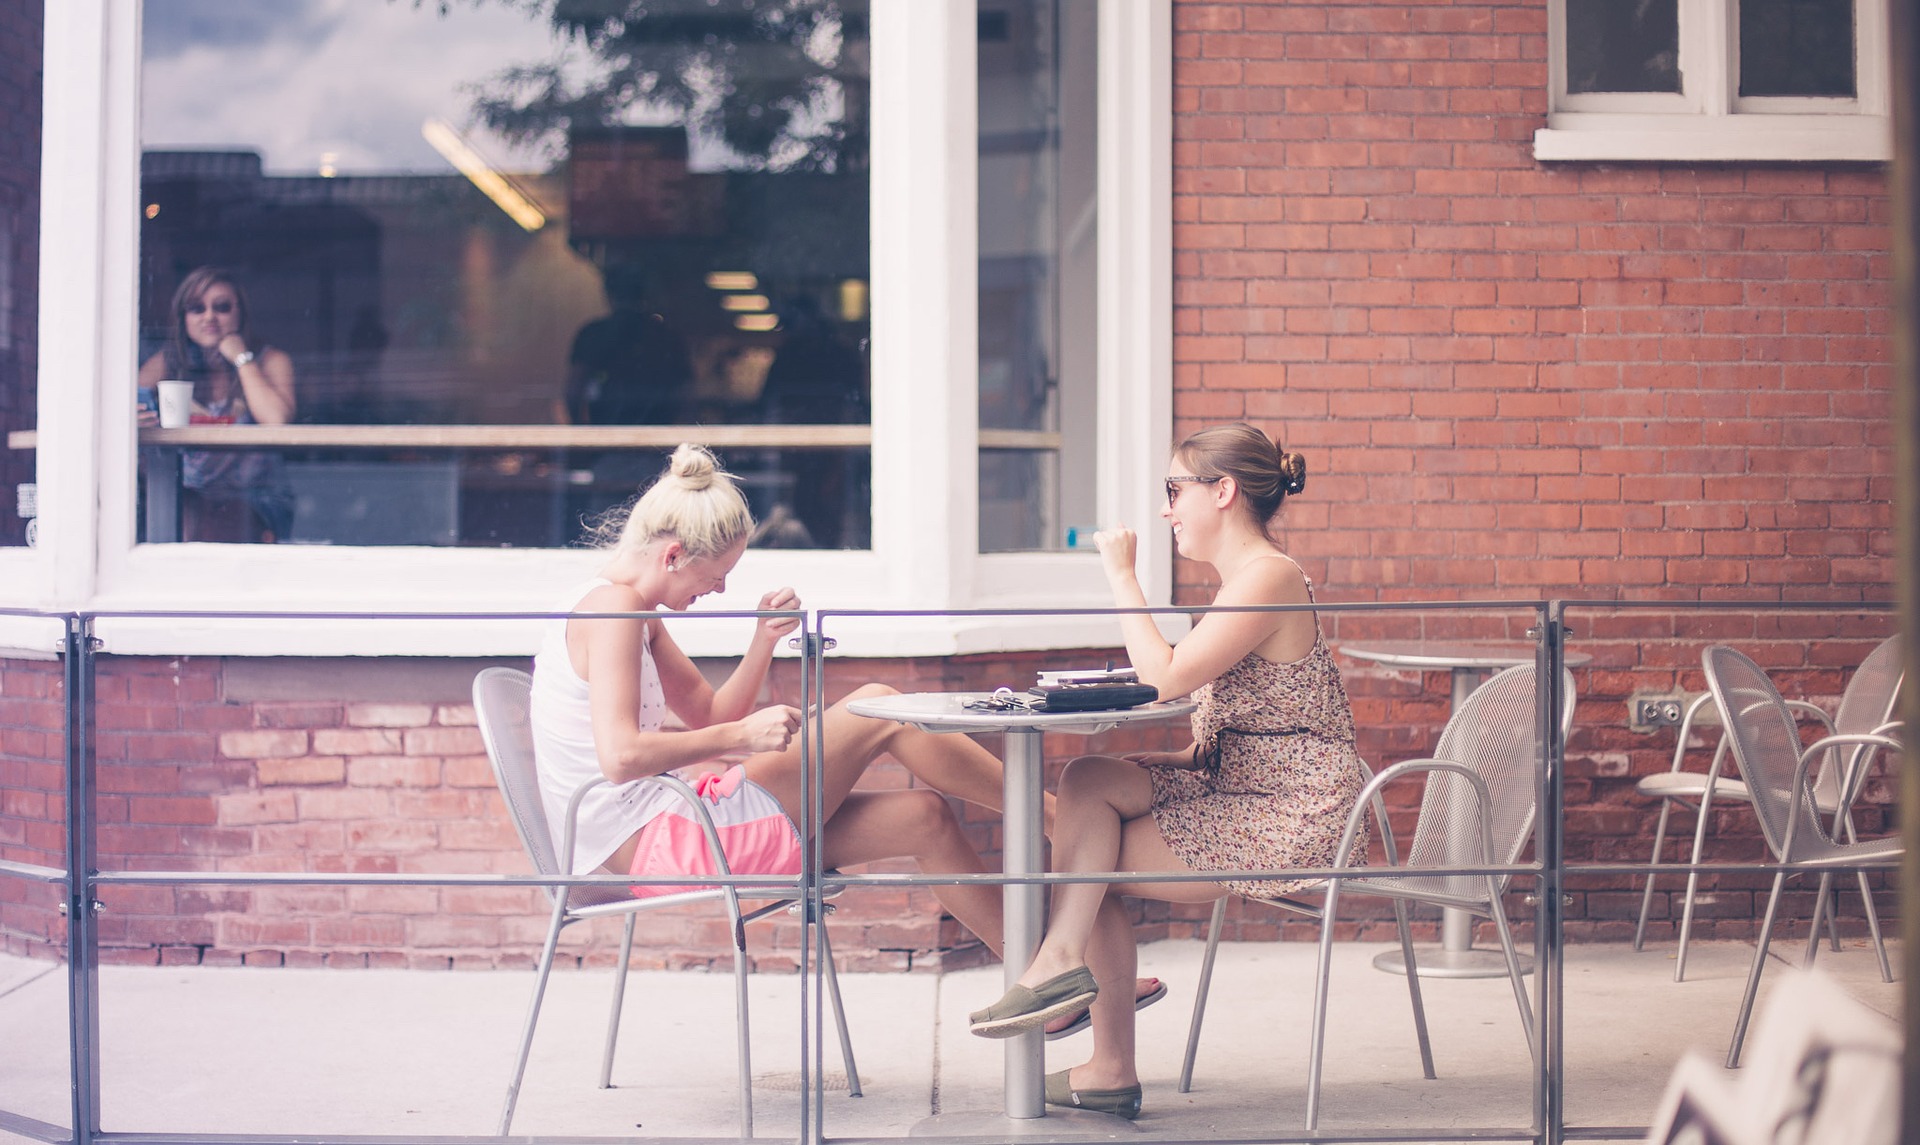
top-left (1149, 577), bottom-right (1369, 900)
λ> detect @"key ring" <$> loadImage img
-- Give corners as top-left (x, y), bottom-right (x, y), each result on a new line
top-left (964, 687), bottom-right (1030, 713)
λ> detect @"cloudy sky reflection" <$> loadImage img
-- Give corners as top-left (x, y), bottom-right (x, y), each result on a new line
top-left (141, 0), bottom-right (594, 175)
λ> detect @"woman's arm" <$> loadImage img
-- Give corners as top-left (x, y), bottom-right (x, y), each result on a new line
top-left (1094, 528), bottom-right (1311, 699)
top-left (578, 590), bottom-right (796, 783)
top-left (219, 336), bottom-right (295, 424)
top-left (705, 587), bottom-right (802, 723)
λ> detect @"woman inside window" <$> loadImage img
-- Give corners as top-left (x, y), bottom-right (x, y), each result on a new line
top-left (136, 266), bottom-right (296, 542)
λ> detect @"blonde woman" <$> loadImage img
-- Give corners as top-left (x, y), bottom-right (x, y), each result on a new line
top-left (528, 444), bottom-right (1013, 947)
top-left (968, 423), bottom-right (1369, 1120)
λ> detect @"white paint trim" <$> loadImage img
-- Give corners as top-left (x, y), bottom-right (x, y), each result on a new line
top-left (1541, 0), bottom-right (1891, 163)
top-left (17, 1), bottom-right (1179, 659)
top-left (1099, 0), bottom-right (1176, 605)
top-left (1535, 113), bottom-right (1891, 162)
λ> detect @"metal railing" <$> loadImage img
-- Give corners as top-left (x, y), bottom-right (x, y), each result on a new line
top-left (0, 598), bottom-right (1899, 1144)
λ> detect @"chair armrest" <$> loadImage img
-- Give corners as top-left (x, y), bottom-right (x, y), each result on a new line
top-left (1783, 699), bottom-right (1837, 736)
top-left (558, 772), bottom-right (736, 883)
top-left (1333, 758), bottom-right (1499, 875)
top-left (1792, 732), bottom-right (1904, 830)
top-left (1662, 694), bottom-right (1718, 774)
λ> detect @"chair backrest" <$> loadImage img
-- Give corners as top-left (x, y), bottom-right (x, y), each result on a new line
top-left (472, 667), bottom-right (569, 910)
top-left (1834, 634), bottom-right (1903, 736)
top-left (1702, 645), bottom-right (1831, 859)
top-left (1403, 663), bottom-right (1577, 901)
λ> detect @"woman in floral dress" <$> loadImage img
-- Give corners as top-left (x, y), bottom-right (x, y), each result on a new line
top-left (967, 423), bottom-right (1369, 1119)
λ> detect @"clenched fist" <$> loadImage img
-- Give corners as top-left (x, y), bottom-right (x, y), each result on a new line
top-left (739, 704), bottom-right (801, 753)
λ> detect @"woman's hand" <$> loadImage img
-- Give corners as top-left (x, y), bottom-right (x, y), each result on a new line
top-left (737, 704), bottom-right (801, 753)
top-left (217, 334), bottom-right (252, 366)
top-left (753, 587), bottom-right (802, 644)
top-left (1093, 527), bottom-right (1138, 583)
top-left (1123, 748), bottom-right (1200, 770)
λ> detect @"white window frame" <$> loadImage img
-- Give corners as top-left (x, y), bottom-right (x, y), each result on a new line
top-left (0, 0), bottom-right (1175, 660)
top-left (1535, 0), bottom-right (1891, 162)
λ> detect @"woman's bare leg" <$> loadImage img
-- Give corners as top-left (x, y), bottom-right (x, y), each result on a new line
top-left (743, 684), bottom-right (1017, 828)
top-left (819, 789), bottom-right (1004, 956)
top-left (1015, 755), bottom-right (1157, 986)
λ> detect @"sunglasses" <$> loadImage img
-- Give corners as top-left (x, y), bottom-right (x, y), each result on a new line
top-left (186, 300), bottom-right (236, 316)
top-left (1165, 475), bottom-right (1220, 506)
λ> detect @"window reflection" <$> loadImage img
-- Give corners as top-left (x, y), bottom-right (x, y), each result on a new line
top-left (137, 0), bottom-right (870, 548)
top-left (978, 1), bottom-right (1097, 553)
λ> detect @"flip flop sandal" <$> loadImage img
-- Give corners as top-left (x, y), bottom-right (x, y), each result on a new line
top-left (967, 965), bottom-right (1099, 1039)
top-left (1045, 978), bottom-right (1168, 1040)
top-left (1045, 1068), bottom-right (1143, 1120)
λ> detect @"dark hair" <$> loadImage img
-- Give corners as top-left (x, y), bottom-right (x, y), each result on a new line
top-left (1173, 422), bottom-right (1307, 540)
top-left (163, 266), bottom-right (253, 384)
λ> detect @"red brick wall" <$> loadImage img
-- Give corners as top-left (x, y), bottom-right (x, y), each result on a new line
top-left (1166, 2), bottom-right (1896, 949)
top-left (1169, 1), bottom-right (1891, 606)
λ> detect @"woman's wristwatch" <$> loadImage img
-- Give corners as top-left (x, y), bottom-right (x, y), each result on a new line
top-left (230, 349), bottom-right (256, 367)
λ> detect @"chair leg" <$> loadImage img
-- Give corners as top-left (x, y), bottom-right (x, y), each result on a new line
top-left (1391, 898), bottom-right (1436, 1079)
top-left (1178, 897), bottom-right (1228, 1094)
top-left (1857, 869), bottom-right (1893, 983)
top-left (501, 900), bottom-right (569, 1135)
top-left (816, 916), bottom-right (863, 1097)
top-left (1485, 880), bottom-right (1536, 1057)
top-left (1801, 872), bottom-right (1835, 969)
top-left (719, 891), bottom-right (754, 1139)
top-left (598, 914), bottom-right (637, 1089)
top-left (1304, 885), bottom-right (1344, 1130)
top-left (1633, 799), bottom-right (1675, 952)
top-left (1673, 795), bottom-right (1716, 983)
top-left (1727, 871), bottom-right (1787, 1069)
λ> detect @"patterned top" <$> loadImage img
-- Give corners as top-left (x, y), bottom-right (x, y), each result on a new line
top-left (1149, 587), bottom-right (1369, 900)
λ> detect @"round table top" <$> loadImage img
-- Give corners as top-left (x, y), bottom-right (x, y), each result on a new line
top-left (1339, 641), bottom-right (1592, 670)
top-left (847, 691), bottom-right (1195, 736)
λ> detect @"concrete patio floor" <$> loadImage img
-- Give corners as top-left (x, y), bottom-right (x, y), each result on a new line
top-left (0, 935), bottom-right (1898, 1143)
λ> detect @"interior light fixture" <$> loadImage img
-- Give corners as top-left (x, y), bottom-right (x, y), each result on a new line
top-left (839, 278), bottom-right (868, 322)
top-left (420, 118), bottom-right (546, 232)
top-left (734, 313), bottom-right (779, 332)
top-left (720, 294), bottom-right (771, 312)
top-left (143, 203), bottom-right (160, 219)
top-left (705, 271), bottom-right (759, 291)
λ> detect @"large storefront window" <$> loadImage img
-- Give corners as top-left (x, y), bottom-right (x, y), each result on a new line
top-left (977, 0), bottom-right (1096, 553)
top-left (136, 0), bottom-right (871, 548)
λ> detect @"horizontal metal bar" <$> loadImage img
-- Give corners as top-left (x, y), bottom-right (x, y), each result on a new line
top-left (0, 858), bottom-right (69, 884)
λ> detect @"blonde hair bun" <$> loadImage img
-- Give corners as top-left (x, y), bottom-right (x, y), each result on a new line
top-left (666, 443), bottom-right (720, 490)
top-left (596, 443), bottom-right (755, 559)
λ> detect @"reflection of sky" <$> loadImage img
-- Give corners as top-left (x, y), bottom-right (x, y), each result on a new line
top-left (140, 0), bottom-right (595, 175)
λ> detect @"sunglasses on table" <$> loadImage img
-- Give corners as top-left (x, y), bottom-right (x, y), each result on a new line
top-left (1165, 475), bottom-right (1221, 506)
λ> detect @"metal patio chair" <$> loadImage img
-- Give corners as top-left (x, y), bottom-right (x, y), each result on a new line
top-left (1633, 635), bottom-right (1901, 982)
top-left (1700, 644), bottom-right (1904, 1068)
top-left (472, 667), bottom-right (860, 1136)
top-left (1179, 662), bottom-right (1574, 1128)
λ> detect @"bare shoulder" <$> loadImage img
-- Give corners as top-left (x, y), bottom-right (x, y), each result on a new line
top-left (576, 581), bottom-right (649, 617)
top-left (1219, 551), bottom-right (1310, 607)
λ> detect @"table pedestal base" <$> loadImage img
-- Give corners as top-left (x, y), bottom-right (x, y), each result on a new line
top-left (910, 1108), bottom-right (1142, 1139)
top-left (1371, 945), bottom-right (1536, 979)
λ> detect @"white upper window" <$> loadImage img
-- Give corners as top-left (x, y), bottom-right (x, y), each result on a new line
top-left (1536, 0), bottom-right (1890, 161)
top-left (2, 1), bottom-right (1174, 658)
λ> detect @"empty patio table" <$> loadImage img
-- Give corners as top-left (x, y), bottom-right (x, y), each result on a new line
top-left (1339, 641), bottom-right (1589, 979)
top-left (845, 690), bottom-right (1194, 1127)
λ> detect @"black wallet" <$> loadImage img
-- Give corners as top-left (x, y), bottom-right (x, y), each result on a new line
top-left (1027, 681), bottom-right (1160, 712)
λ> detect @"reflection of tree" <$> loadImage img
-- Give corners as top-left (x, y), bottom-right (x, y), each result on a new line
top-left (457, 0), bottom-right (868, 173)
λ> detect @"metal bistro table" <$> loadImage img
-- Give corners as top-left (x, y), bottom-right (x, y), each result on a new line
top-left (1339, 641), bottom-right (1590, 979)
top-left (845, 691), bottom-right (1195, 1130)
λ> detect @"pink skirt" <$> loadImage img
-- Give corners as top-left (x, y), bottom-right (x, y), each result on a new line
top-left (627, 764), bottom-right (803, 898)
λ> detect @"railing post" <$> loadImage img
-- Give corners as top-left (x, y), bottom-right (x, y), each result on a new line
top-left (63, 614), bottom-right (100, 1145)
top-left (797, 624), bottom-right (835, 1145)
top-left (1534, 605), bottom-right (1568, 1145)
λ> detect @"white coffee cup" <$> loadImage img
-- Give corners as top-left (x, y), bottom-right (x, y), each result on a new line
top-left (156, 380), bottom-right (195, 428)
